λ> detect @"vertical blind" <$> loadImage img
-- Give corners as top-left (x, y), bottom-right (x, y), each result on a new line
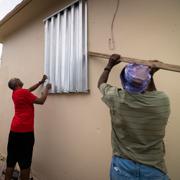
top-left (44, 0), bottom-right (88, 93)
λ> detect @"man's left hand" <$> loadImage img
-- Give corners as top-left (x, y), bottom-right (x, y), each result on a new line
top-left (39, 75), bottom-right (48, 84)
top-left (149, 60), bottom-right (161, 75)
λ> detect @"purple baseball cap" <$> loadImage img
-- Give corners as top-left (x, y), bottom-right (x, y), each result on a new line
top-left (120, 64), bottom-right (151, 93)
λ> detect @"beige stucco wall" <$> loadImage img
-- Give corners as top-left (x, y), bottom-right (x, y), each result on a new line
top-left (0, 0), bottom-right (180, 179)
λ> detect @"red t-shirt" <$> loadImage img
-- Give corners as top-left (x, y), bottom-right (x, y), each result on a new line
top-left (10, 88), bottom-right (37, 132)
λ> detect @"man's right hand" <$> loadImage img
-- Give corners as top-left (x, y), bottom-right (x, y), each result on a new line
top-left (46, 83), bottom-right (52, 90)
top-left (108, 54), bottom-right (121, 68)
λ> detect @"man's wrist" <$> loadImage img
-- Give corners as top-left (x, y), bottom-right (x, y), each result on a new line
top-left (150, 71), bottom-right (155, 77)
top-left (104, 64), bottom-right (113, 71)
top-left (38, 81), bottom-right (43, 85)
top-left (104, 67), bottom-right (111, 71)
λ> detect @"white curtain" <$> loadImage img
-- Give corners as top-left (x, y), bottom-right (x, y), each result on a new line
top-left (44, 0), bottom-right (88, 93)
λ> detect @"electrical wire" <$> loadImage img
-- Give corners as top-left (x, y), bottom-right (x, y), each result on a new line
top-left (109, 0), bottom-right (120, 50)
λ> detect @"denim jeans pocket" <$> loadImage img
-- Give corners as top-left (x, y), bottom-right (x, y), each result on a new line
top-left (111, 162), bottom-right (132, 177)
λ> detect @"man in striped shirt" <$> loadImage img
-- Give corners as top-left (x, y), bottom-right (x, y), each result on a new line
top-left (98, 54), bottom-right (170, 180)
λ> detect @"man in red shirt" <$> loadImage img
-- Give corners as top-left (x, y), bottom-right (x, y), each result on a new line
top-left (5, 75), bottom-right (51, 180)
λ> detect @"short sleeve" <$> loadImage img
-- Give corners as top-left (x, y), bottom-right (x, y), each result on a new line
top-left (99, 83), bottom-right (119, 96)
top-left (25, 89), bottom-right (37, 104)
top-left (99, 83), bottom-right (120, 108)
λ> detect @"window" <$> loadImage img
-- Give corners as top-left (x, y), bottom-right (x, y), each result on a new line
top-left (44, 0), bottom-right (88, 93)
top-left (0, 43), bottom-right (3, 65)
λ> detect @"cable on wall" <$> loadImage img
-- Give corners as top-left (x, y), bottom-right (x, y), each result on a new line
top-left (108, 0), bottom-right (120, 50)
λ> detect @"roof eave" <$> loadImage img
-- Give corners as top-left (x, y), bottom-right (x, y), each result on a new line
top-left (0, 0), bottom-right (32, 28)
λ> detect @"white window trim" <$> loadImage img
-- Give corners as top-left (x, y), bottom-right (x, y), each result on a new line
top-left (0, 43), bottom-right (3, 65)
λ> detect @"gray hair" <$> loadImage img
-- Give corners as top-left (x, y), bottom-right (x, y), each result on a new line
top-left (8, 78), bottom-right (18, 90)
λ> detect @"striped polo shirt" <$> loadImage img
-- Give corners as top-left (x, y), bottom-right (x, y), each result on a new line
top-left (100, 83), bottom-right (170, 173)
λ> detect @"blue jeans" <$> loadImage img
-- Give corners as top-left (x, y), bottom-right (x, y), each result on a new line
top-left (110, 156), bottom-right (169, 180)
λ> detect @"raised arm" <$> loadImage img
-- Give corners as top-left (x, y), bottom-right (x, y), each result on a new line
top-left (28, 75), bottom-right (47, 92)
top-left (146, 60), bottom-right (160, 91)
top-left (98, 54), bottom-right (121, 88)
top-left (34, 83), bottom-right (51, 105)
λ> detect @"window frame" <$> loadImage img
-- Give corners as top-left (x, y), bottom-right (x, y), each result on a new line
top-left (43, 0), bottom-right (88, 94)
top-left (0, 43), bottom-right (3, 65)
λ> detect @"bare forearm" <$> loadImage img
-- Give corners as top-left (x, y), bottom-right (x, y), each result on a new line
top-left (147, 77), bottom-right (156, 91)
top-left (28, 82), bottom-right (41, 92)
top-left (146, 63), bottom-right (160, 91)
top-left (40, 88), bottom-right (49, 103)
top-left (34, 88), bottom-right (49, 104)
top-left (29, 75), bottom-right (48, 92)
top-left (97, 54), bottom-right (121, 88)
top-left (98, 65), bottom-right (112, 88)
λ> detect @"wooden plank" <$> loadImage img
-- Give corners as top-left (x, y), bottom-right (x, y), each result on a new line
top-left (89, 51), bottom-right (180, 73)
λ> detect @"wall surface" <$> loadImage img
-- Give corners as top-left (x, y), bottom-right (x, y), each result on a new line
top-left (0, 0), bottom-right (180, 179)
